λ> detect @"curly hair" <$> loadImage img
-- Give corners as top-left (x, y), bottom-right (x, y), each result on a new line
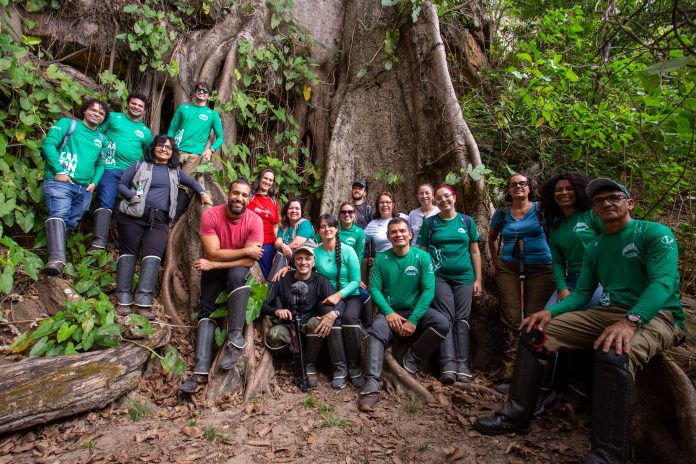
top-left (280, 198), bottom-right (304, 229)
top-left (144, 134), bottom-right (180, 169)
top-left (80, 98), bottom-right (111, 124)
top-left (318, 214), bottom-right (341, 291)
top-left (539, 172), bottom-right (592, 229)
top-left (504, 171), bottom-right (539, 202)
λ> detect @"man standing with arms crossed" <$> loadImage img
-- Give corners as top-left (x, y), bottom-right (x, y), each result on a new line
top-left (475, 178), bottom-right (685, 464)
top-left (358, 218), bottom-right (449, 412)
top-left (179, 178), bottom-right (263, 394)
top-left (42, 98), bottom-right (110, 275)
top-left (89, 93), bottom-right (152, 251)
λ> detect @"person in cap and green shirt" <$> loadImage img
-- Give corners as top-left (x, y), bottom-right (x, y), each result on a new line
top-left (475, 178), bottom-right (685, 464)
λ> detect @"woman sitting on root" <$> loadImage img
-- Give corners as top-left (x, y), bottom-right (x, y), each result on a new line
top-left (275, 198), bottom-right (315, 261)
top-left (115, 135), bottom-right (212, 319)
top-left (248, 168), bottom-right (280, 279)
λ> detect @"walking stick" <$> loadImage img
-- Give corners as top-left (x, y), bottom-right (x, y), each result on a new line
top-left (517, 238), bottom-right (526, 321)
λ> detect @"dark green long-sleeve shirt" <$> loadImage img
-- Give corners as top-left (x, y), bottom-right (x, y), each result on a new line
top-left (548, 219), bottom-right (684, 329)
top-left (370, 247), bottom-right (435, 325)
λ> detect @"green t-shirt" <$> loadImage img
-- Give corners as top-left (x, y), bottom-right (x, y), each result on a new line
top-left (548, 219), bottom-right (684, 329)
top-left (277, 218), bottom-right (314, 244)
top-left (549, 209), bottom-right (604, 291)
top-left (417, 213), bottom-right (479, 284)
top-left (338, 224), bottom-right (366, 262)
top-left (370, 247), bottom-right (435, 325)
top-left (42, 118), bottom-right (105, 186)
top-left (314, 244), bottom-right (360, 298)
top-left (100, 112), bottom-right (153, 170)
top-left (167, 103), bottom-right (224, 155)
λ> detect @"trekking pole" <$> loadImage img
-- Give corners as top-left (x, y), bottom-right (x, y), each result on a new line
top-left (517, 238), bottom-right (526, 321)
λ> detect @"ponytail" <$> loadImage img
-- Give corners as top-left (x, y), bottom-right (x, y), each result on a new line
top-left (335, 239), bottom-right (342, 291)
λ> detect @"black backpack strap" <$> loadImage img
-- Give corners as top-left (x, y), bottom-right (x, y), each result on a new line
top-left (426, 214), bottom-right (437, 245)
top-left (59, 118), bottom-right (78, 150)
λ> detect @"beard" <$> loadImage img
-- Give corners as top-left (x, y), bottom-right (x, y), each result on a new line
top-left (227, 200), bottom-right (246, 215)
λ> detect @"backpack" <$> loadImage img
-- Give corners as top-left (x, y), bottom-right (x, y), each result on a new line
top-left (425, 213), bottom-right (472, 245)
top-left (291, 218), bottom-right (318, 249)
top-left (59, 118), bottom-right (106, 159)
top-left (493, 202), bottom-right (548, 255)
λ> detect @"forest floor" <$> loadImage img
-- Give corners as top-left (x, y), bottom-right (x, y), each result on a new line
top-left (0, 346), bottom-right (595, 464)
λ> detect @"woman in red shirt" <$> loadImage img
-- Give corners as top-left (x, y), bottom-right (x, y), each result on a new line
top-left (248, 168), bottom-right (280, 278)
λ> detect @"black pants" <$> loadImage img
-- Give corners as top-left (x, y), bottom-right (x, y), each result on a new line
top-left (117, 210), bottom-right (169, 258)
top-left (199, 266), bottom-right (250, 319)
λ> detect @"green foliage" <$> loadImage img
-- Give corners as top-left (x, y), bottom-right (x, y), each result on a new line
top-left (126, 397), bottom-right (153, 422)
top-left (207, 275), bottom-right (268, 324)
top-left (301, 394), bottom-right (316, 408)
top-left (118, 2), bottom-right (182, 75)
top-left (201, 0), bottom-right (322, 204)
top-left (203, 426), bottom-right (232, 443)
top-left (160, 345), bottom-right (187, 375)
top-left (9, 296), bottom-right (153, 356)
top-left (63, 239), bottom-right (116, 298)
top-left (375, 169), bottom-right (405, 193)
top-left (0, 235), bottom-right (43, 294)
top-left (459, 0), bottom-right (693, 219)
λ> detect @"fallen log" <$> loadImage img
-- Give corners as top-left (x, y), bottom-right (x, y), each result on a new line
top-left (0, 328), bottom-right (169, 435)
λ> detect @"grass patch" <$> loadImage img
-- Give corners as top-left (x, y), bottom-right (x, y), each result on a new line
top-left (302, 394), bottom-right (316, 408)
top-left (126, 398), bottom-right (153, 422)
top-left (417, 444), bottom-right (430, 452)
top-left (406, 401), bottom-right (420, 416)
top-left (204, 427), bottom-right (232, 444)
top-left (317, 402), bottom-right (352, 428)
top-left (83, 439), bottom-right (96, 449)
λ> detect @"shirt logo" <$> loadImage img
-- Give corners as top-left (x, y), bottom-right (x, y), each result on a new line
top-left (199, 114), bottom-right (209, 121)
top-left (458, 227), bottom-right (466, 234)
top-left (573, 222), bottom-right (589, 233)
top-left (661, 235), bottom-right (674, 247)
top-left (134, 130), bottom-right (145, 139)
top-left (345, 237), bottom-right (356, 246)
top-left (404, 265), bottom-right (419, 277)
top-left (622, 243), bottom-right (639, 259)
top-left (93, 138), bottom-right (103, 147)
top-left (599, 290), bottom-right (611, 306)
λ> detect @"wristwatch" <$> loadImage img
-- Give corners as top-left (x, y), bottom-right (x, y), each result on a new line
top-left (333, 310), bottom-right (340, 318)
top-left (625, 313), bottom-right (642, 327)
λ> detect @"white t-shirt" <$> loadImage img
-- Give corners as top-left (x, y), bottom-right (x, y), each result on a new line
top-left (408, 206), bottom-right (440, 245)
top-left (364, 213), bottom-right (409, 253)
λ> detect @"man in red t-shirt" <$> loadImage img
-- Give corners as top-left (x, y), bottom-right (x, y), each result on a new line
top-left (180, 178), bottom-right (264, 394)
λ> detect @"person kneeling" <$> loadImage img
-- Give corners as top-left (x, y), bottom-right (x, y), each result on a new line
top-left (263, 246), bottom-right (347, 390)
top-left (359, 218), bottom-right (449, 412)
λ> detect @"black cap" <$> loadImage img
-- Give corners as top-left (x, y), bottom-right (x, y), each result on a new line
top-left (586, 178), bottom-right (630, 200)
top-left (352, 179), bottom-right (367, 189)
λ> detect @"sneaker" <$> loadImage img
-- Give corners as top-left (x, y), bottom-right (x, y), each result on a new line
top-left (440, 371), bottom-right (456, 385)
top-left (358, 392), bottom-right (380, 412)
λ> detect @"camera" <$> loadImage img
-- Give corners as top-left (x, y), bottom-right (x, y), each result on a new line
top-left (289, 280), bottom-right (308, 307)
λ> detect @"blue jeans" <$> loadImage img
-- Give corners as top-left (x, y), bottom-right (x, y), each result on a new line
top-left (43, 178), bottom-right (93, 230)
top-left (96, 168), bottom-right (124, 209)
top-left (258, 243), bottom-right (276, 279)
top-left (545, 272), bottom-right (603, 310)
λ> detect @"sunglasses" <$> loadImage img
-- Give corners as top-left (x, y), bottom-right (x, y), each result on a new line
top-left (340, 210), bottom-right (355, 215)
top-left (195, 87), bottom-right (211, 94)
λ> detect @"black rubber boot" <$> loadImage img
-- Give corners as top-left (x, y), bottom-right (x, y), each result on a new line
top-left (326, 327), bottom-right (347, 390)
top-left (439, 329), bottom-right (457, 384)
top-left (116, 254), bottom-right (137, 309)
top-left (180, 318), bottom-right (217, 394)
top-left (402, 327), bottom-right (446, 375)
top-left (42, 218), bottom-right (66, 276)
top-left (581, 349), bottom-right (635, 464)
top-left (360, 296), bottom-right (373, 329)
top-left (474, 328), bottom-right (545, 435)
top-left (534, 352), bottom-right (558, 416)
top-left (454, 319), bottom-right (473, 383)
top-left (220, 285), bottom-right (251, 370)
top-left (303, 332), bottom-right (324, 388)
top-left (342, 324), bottom-right (365, 387)
top-left (134, 256), bottom-right (161, 309)
top-left (88, 208), bottom-right (112, 252)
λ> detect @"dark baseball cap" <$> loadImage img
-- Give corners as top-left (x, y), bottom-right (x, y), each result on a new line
top-left (352, 179), bottom-right (367, 189)
top-left (586, 178), bottom-right (630, 200)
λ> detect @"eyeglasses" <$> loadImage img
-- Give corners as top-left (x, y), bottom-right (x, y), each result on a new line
top-left (195, 87), bottom-right (211, 94)
top-left (339, 210), bottom-right (355, 215)
top-left (435, 193), bottom-right (453, 202)
top-left (378, 201), bottom-right (393, 205)
top-left (592, 194), bottom-right (626, 207)
top-left (155, 144), bottom-right (173, 151)
top-left (509, 181), bottom-right (529, 188)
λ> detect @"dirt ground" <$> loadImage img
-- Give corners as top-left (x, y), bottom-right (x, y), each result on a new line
top-left (0, 357), bottom-right (593, 464)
